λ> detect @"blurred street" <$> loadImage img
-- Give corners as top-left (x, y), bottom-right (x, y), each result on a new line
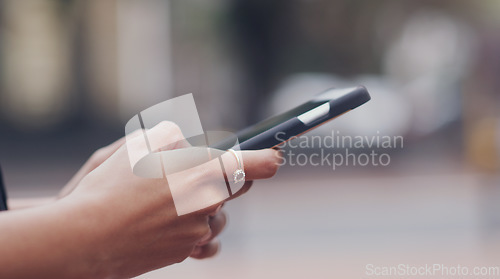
top-left (141, 166), bottom-right (500, 278)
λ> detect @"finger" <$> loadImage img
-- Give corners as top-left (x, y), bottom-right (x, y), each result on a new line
top-left (221, 149), bottom-right (281, 181)
top-left (209, 203), bottom-right (223, 217)
top-left (125, 121), bottom-right (187, 156)
top-left (125, 121), bottom-right (191, 173)
top-left (190, 240), bottom-right (220, 259)
top-left (165, 148), bottom-right (279, 216)
top-left (89, 137), bottom-right (127, 167)
top-left (198, 210), bottom-right (227, 246)
top-left (102, 137), bottom-right (127, 156)
top-left (225, 181), bottom-right (253, 201)
top-left (191, 200), bottom-right (224, 216)
top-left (144, 121), bottom-right (191, 151)
top-left (84, 137), bottom-right (127, 170)
top-left (182, 149), bottom-right (279, 207)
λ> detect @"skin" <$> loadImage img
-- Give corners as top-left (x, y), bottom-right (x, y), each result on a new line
top-left (0, 121), bottom-right (281, 279)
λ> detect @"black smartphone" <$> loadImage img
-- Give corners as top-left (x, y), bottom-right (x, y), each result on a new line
top-left (213, 86), bottom-right (371, 150)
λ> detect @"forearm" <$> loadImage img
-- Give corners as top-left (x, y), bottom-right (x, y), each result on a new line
top-left (0, 199), bottom-right (102, 278)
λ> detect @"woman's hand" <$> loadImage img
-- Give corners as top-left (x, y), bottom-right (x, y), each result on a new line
top-left (63, 121), bottom-right (281, 278)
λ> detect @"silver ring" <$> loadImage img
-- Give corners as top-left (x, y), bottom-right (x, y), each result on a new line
top-left (228, 149), bottom-right (245, 184)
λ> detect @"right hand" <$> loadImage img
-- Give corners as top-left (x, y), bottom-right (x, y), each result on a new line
top-left (64, 121), bottom-right (281, 278)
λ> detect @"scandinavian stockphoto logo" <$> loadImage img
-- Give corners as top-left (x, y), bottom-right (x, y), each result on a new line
top-left (275, 130), bottom-right (403, 170)
top-left (124, 94), bottom-right (245, 216)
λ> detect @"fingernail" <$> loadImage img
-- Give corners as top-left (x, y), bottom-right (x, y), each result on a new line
top-left (200, 231), bottom-right (212, 244)
top-left (210, 204), bottom-right (223, 217)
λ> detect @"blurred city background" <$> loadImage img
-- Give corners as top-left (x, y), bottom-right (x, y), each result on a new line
top-left (0, 0), bottom-right (499, 278)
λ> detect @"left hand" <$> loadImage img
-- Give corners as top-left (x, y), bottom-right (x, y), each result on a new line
top-left (61, 135), bottom-right (257, 261)
top-left (10, 132), bottom-right (263, 262)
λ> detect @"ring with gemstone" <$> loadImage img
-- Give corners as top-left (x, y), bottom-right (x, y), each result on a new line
top-left (228, 149), bottom-right (245, 184)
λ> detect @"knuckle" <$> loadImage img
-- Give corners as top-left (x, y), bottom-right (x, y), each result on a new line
top-left (216, 211), bottom-right (227, 227)
top-left (157, 121), bottom-right (182, 137)
top-left (153, 121), bottom-right (185, 149)
top-left (90, 148), bottom-right (107, 164)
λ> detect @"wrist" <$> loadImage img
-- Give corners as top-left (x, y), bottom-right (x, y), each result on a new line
top-left (53, 196), bottom-right (114, 278)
